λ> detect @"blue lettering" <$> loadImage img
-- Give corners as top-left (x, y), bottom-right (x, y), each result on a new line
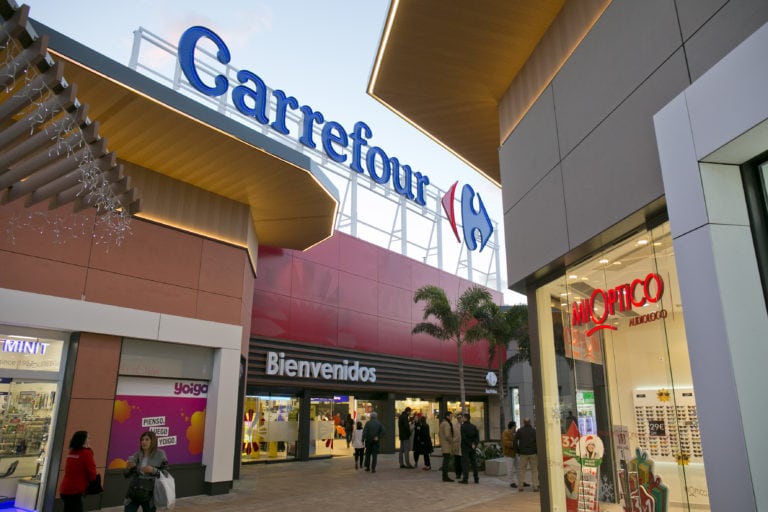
top-left (321, 121), bottom-right (348, 163)
top-left (298, 105), bottom-right (324, 149)
top-left (178, 26), bottom-right (437, 209)
top-left (414, 172), bottom-right (430, 207)
top-left (349, 121), bottom-right (371, 174)
top-left (391, 158), bottom-right (414, 200)
top-left (366, 146), bottom-right (390, 184)
top-left (271, 89), bottom-right (299, 135)
top-left (178, 26), bottom-right (230, 97)
top-left (231, 70), bottom-right (269, 124)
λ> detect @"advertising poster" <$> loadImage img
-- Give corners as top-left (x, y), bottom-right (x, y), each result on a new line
top-left (576, 433), bottom-right (604, 512)
top-left (562, 421), bottom-right (581, 512)
top-left (107, 377), bottom-right (207, 468)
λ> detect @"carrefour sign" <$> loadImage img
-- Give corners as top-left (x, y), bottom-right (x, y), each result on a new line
top-left (178, 26), bottom-right (492, 251)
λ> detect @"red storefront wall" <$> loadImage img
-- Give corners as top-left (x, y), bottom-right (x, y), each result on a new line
top-left (251, 231), bottom-right (503, 367)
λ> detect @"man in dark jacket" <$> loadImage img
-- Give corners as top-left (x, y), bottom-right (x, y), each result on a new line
top-left (362, 412), bottom-right (385, 473)
top-left (398, 407), bottom-right (414, 468)
top-left (458, 412), bottom-right (480, 484)
top-left (513, 417), bottom-right (538, 491)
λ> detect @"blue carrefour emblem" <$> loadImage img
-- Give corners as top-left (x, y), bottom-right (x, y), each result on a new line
top-left (441, 182), bottom-right (493, 252)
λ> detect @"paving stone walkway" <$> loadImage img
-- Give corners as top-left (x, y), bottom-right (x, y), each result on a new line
top-left (98, 453), bottom-right (542, 511)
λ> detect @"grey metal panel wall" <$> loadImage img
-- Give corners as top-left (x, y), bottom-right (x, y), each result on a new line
top-left (684, 0), bottom-right (768, 81)
top-left (551, 0), bottom-right (681, 158)
top-left (504, 164), bottom-right (569, 282)
top-left (500, 0), bottom-right (768, 290)
top-left (500, 85), bottom-right (560, 210)
top-left (561, 49), bottom-right (690, 248)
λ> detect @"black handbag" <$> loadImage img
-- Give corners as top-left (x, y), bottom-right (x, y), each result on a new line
top-left (85, 473), bottom-right (103, 495)
top-left (127, 475), bottom-right (155, 502)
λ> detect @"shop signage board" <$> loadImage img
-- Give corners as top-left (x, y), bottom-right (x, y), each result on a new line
top-left (106, 376), bottom-right (208, 466)
top-left (265, 351), bottom-right (376, 383)
top-left (0, 336), bottom-right (63, 372)
top-left (177, 25), bottom-right (493, 252)
top-left (570, 273), bottom-right (665, 336)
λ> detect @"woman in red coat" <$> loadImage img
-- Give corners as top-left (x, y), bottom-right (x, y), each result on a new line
top-left (59, 430), bottom-right (97, 512)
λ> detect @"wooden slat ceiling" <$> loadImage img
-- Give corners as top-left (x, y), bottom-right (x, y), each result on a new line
top-left (369, 0), bottom-right (567, 185)
top-left (1, 1), bottom-right (338, 251)
top-left (55, 58), bottom-right (337, 250)
top-left (0, 5), bottom-right (140, 218)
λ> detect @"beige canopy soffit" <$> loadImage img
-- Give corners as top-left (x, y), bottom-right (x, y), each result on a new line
top-left (3, 1), bottom-right (338, 252)
top-left (0, 2), bottom-right (140, 229)
top-left (368, 0), bottom-right (611, 186)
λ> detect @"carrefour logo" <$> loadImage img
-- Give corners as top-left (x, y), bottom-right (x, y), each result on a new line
top-left (441, 182), bottom-right (493, 252)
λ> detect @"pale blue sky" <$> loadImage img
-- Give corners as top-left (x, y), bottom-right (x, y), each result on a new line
top-left (26, 1), bottom-right (523, 304)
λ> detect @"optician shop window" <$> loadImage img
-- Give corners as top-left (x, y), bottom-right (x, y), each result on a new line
top-left (535, 222), bottom-right (710, 512)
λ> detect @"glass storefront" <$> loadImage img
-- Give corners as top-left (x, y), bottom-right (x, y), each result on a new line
top-left (242, 395), bottom-right (299, 461)
top-left (0, 332), bottom-right (65, 511)
top-left (394, 398), bottom-right (440, 449)
top-left (535, 222), bottom-right (710, 511)
top-left (446, 400), bottom-right (486, 443)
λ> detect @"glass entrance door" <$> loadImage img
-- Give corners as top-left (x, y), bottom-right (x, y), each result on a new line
top-left (536, 223), bottom-right (710, 511)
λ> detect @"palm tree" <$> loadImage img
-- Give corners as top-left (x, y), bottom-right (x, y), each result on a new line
top-left (412, 285), bottom-right (493, 412)
top-left (476, 303), bottom-right (529, 430)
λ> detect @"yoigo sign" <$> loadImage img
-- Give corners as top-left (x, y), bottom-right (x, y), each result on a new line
top-left (441, 181), bottom-right (493, 252)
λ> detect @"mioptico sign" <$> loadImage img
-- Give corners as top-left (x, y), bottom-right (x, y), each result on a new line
top-left (177, 26), bottom-right (493, 252)
top-left (571, 272), bottom-right (665, 336)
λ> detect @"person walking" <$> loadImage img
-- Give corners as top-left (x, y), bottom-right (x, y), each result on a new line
top-left (412, 415), bottom-right (433, 470)
top-left (362, 412), bottom-right (384, 473)
top-left (351, 421), bottom-right (365, 469)
top-left (514, 417), bottom-right (539, 492)
top-left (344, 413), bottom-right (355, 448)
top-left (501, 421), bottom-right (518, 488)
top-left (123, 430), bottom-right (169, 512)
top-left (458, 412), bottom-right (480, 484)
top-left (438, 411), bottom-right (457, 482)
top-left (59, 430), bottom-right (97, 512)
top-left (398, 407), bottom-right (414, 468)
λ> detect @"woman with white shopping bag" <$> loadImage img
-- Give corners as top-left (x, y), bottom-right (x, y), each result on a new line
top-left (123, 431), bottom-right (168, 512)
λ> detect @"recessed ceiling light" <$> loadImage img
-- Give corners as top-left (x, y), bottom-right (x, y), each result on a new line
top-left (568, 274), bottom-right (578, 279)
top-left (612, 261), bottom-right (622, 265)
top-left (653, 242), bottom-right (662, 246)
top-left (599, 259), bottom-right (609, 264)
top-left (581, 277), bottom-right (589, 281)
top-left (560, 293), bottom-right (568, 296)
top-left (637, 239), bottom-right (649, 245)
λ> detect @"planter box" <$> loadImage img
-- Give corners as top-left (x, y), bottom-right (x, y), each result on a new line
top-left (484, 458), bottom-right (507, 476)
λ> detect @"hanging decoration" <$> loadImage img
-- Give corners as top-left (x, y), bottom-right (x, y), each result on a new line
top-left (0, 3), bottom-right (140, 248)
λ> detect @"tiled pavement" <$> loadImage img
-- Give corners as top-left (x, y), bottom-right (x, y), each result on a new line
top-left (99, 453), bottom-right (542, 512)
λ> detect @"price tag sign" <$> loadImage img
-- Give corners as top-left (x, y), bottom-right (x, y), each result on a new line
top-left (648, 420), bottom-right (666, 436)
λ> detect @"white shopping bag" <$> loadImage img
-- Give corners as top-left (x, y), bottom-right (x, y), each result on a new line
top-left (153, 470), bottom-right (176, 510)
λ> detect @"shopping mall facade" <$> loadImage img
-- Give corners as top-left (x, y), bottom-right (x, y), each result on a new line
top-left (370, 1), bottom-right (768, 511)
top-left (0, 2), bottom-right (503, 511)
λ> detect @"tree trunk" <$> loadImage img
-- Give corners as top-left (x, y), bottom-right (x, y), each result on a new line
top-left (457, 339), bottom-right (466, 413)
top-left (498, 348), bottom-right (511, 432)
